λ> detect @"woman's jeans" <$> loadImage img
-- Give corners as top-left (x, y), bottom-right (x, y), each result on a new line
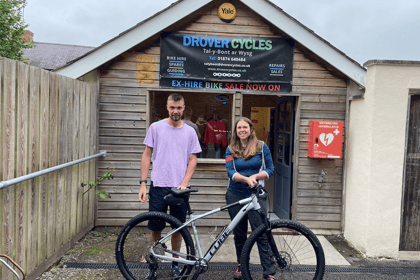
top-left (226, 189), bottom-right (276, 278)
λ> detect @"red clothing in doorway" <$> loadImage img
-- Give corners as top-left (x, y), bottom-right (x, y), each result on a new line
top-left (204, 118), bottom-right (228, 147)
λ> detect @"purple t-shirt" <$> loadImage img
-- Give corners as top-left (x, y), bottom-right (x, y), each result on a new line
top-left (143, 119), bottom-right (202, 187)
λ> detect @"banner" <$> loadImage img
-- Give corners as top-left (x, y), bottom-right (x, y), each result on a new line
top-left (160, 32), bottom-right (294, 92)
top-left (159, 78), bottom-right (292, 92)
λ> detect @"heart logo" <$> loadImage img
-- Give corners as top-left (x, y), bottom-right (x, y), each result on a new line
top-left (319, 133), bottom-right (334, 146)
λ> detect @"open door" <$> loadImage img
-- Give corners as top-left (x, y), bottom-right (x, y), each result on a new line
top-left (273, 97), bottom-right (296, 219)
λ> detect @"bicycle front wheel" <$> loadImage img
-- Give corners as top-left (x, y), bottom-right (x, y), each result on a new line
top-left (115, 211), bottom-right (195, 280)
top-left (241, 219), bottom-right (325, 280)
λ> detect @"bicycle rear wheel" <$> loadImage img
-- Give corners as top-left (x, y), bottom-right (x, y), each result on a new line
top-left (115, 211), bottom-right (195, 280)
top-left (241, 219), bottom-right (325, 280)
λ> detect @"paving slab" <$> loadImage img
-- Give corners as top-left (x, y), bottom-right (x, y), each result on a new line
top-left (191, 232), bottom-right (350, 266)
top-left (318, 236), bottom-right (350, 266)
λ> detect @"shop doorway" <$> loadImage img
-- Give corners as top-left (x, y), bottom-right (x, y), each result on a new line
top-left (400, 94), bottom-right (420, 251)
top-left (273, 96), bottom-right (296, 219)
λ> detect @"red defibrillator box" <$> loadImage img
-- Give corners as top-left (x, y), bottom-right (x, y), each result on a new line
top-left (308, 121), bottom-right (343, 159)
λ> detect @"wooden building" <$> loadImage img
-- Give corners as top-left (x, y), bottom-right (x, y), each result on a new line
top-left (56, 0), bottom-right (366, 230)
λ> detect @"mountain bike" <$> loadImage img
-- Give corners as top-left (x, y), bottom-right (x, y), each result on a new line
top-left (115, 184), bottom-right (325, 279)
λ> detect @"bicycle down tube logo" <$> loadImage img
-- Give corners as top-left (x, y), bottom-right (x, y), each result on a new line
top-left (208, 226), bottom-right (232, 256)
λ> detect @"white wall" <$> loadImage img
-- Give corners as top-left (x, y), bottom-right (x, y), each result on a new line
top-left (344, 60), bottom-right (420, 258)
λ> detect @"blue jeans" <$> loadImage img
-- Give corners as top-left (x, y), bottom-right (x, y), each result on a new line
top-left (226, 189), bottom-right (276, 278)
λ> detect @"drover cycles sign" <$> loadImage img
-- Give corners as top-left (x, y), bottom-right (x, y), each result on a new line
top-left (159, 32), bottom-right (295, 92)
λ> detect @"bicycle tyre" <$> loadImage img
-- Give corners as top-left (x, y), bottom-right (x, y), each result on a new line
top-left (115, 211), bottom-right (195, 280)
top-left (240, 219), bottom-right (325, 280)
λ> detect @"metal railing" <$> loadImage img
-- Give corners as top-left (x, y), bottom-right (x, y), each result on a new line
top-left (0, 255), bottom-right (25, 280)
top-left (0, 151), bottom-right (106, 190)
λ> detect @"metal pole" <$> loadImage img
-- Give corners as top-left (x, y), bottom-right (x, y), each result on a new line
top-left (0, 259), bottom-right (21, 280)
top-left (0, 150), bottom-right (106, 190)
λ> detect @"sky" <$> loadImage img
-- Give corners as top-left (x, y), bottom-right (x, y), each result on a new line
top-left (23, 0), bottom-right (420, 66)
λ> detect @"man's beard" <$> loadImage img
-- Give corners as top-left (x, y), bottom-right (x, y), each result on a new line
top-left (170, 114), bottom-right (181, 121)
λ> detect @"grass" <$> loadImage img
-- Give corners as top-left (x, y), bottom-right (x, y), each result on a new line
top-left (83, 246), bottom-right (112, 256)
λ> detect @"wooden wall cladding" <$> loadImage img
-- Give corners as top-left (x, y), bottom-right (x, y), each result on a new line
top-left (97, 0), bottom-right (347, 230)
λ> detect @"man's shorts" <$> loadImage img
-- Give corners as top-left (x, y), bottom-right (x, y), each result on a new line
top-left (147, 182), bottom-right (188, 232)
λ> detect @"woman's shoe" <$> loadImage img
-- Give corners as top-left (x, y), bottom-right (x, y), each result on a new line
top-left (233, 265), bottom-right (242, 279)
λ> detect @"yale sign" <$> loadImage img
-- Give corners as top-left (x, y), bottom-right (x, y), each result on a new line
top-left (218, 3), bottom-right (237, 22)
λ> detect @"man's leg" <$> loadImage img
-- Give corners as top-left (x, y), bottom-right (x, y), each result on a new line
top-left (171, 231), bottom-right (182, 252)
top-left (150, 231), bottom-right (162, 243)
top-left (169, 196), bottom-right (189, 277)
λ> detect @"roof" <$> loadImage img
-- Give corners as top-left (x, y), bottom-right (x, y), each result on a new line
top-left (22, 42), bottom-right (94, 71)
top-left (364, 60), bottom-right (420, 68)
top-left (55, 0), bottom-right (366, 87)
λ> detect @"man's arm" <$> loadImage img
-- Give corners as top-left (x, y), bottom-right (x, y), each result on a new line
top-left (178, 153), bottom-right (197, 190)
top-left (139, 146), bottom-right (153, 203)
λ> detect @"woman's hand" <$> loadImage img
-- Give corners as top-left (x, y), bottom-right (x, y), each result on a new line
top-left (245, 176), bottom-right (258, 187)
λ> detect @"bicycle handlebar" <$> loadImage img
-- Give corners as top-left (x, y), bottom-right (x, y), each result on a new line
top-left (248, 183), bottom-right (266, 196)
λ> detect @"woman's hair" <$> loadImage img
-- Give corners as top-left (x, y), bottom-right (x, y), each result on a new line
top-left (229, 117), bottom-right (262, 160)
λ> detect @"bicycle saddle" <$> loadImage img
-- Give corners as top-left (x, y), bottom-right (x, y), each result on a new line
top-left (170, 188), bottom-right (198, 197)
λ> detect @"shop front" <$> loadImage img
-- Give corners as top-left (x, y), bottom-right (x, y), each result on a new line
top-left (57, 0), bottom-right (366, 230)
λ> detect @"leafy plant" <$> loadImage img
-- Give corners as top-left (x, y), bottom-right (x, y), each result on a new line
top-left (0, 0), bottom-right (33, 62)
top-left (81, 167), bottom-right (116, 200)
top-left (104, 226), bottom-right (109, 237)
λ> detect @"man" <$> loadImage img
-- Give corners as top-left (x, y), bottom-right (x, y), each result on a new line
top-left (139, 93), bottom-right (201, 279)
top-left (182, 106), bottom-right (200, 139)
top-left (204, 110), bottom-right (228, 158)
top-left (195, 114), bottom-right (208, 158)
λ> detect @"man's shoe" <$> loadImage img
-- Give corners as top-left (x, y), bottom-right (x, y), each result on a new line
top-left (264, 275), bottom-right (276, 280)
top-left (171, 265), bottom-right (181, 278)
top-left (233, 265), bottom-right (242, 279)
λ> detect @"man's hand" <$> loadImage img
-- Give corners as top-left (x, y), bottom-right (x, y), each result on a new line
top-left (177, 184), bottom-right (188, 190)
top-left (139, 184), bottom-right (148, 203)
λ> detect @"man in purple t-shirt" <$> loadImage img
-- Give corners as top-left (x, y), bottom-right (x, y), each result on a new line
top-left (139, 93), bottom-right (201, 278)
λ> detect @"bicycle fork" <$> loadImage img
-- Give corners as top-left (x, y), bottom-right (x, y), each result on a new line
top-left (261, 212), bottom-right (288, 269)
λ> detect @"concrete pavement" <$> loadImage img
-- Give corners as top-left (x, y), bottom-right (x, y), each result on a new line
top-left (195, 231), bottom-right (350, 266)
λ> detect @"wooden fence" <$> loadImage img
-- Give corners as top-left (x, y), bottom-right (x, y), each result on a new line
top-left (0, 57), bottom-right (99, 280)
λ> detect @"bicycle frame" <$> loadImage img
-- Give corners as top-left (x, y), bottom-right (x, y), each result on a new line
top-left (151, 192), bottom-right (263, 266)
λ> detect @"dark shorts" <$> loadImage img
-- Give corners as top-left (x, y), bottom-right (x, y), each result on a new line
top-left (147, 182), bottom-right (188, 232)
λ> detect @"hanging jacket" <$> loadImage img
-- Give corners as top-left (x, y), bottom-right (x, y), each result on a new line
top-left (204, 118), bottom-right (228, 147)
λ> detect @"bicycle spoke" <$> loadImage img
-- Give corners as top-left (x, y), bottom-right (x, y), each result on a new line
top-left (116, 212), bottom-right (195, 280)
top-left (241, 220), bottom-right (325, 280)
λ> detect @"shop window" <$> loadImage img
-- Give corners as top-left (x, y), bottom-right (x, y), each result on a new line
top-left (149, 91), bottom-right (233, 159)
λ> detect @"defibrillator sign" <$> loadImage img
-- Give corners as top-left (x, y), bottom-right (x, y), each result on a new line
top-left (308, 121), bottom-right (343, 158)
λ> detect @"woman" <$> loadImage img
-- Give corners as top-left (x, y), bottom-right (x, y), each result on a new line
top-left (225, 117), bottom-right (276, 280)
